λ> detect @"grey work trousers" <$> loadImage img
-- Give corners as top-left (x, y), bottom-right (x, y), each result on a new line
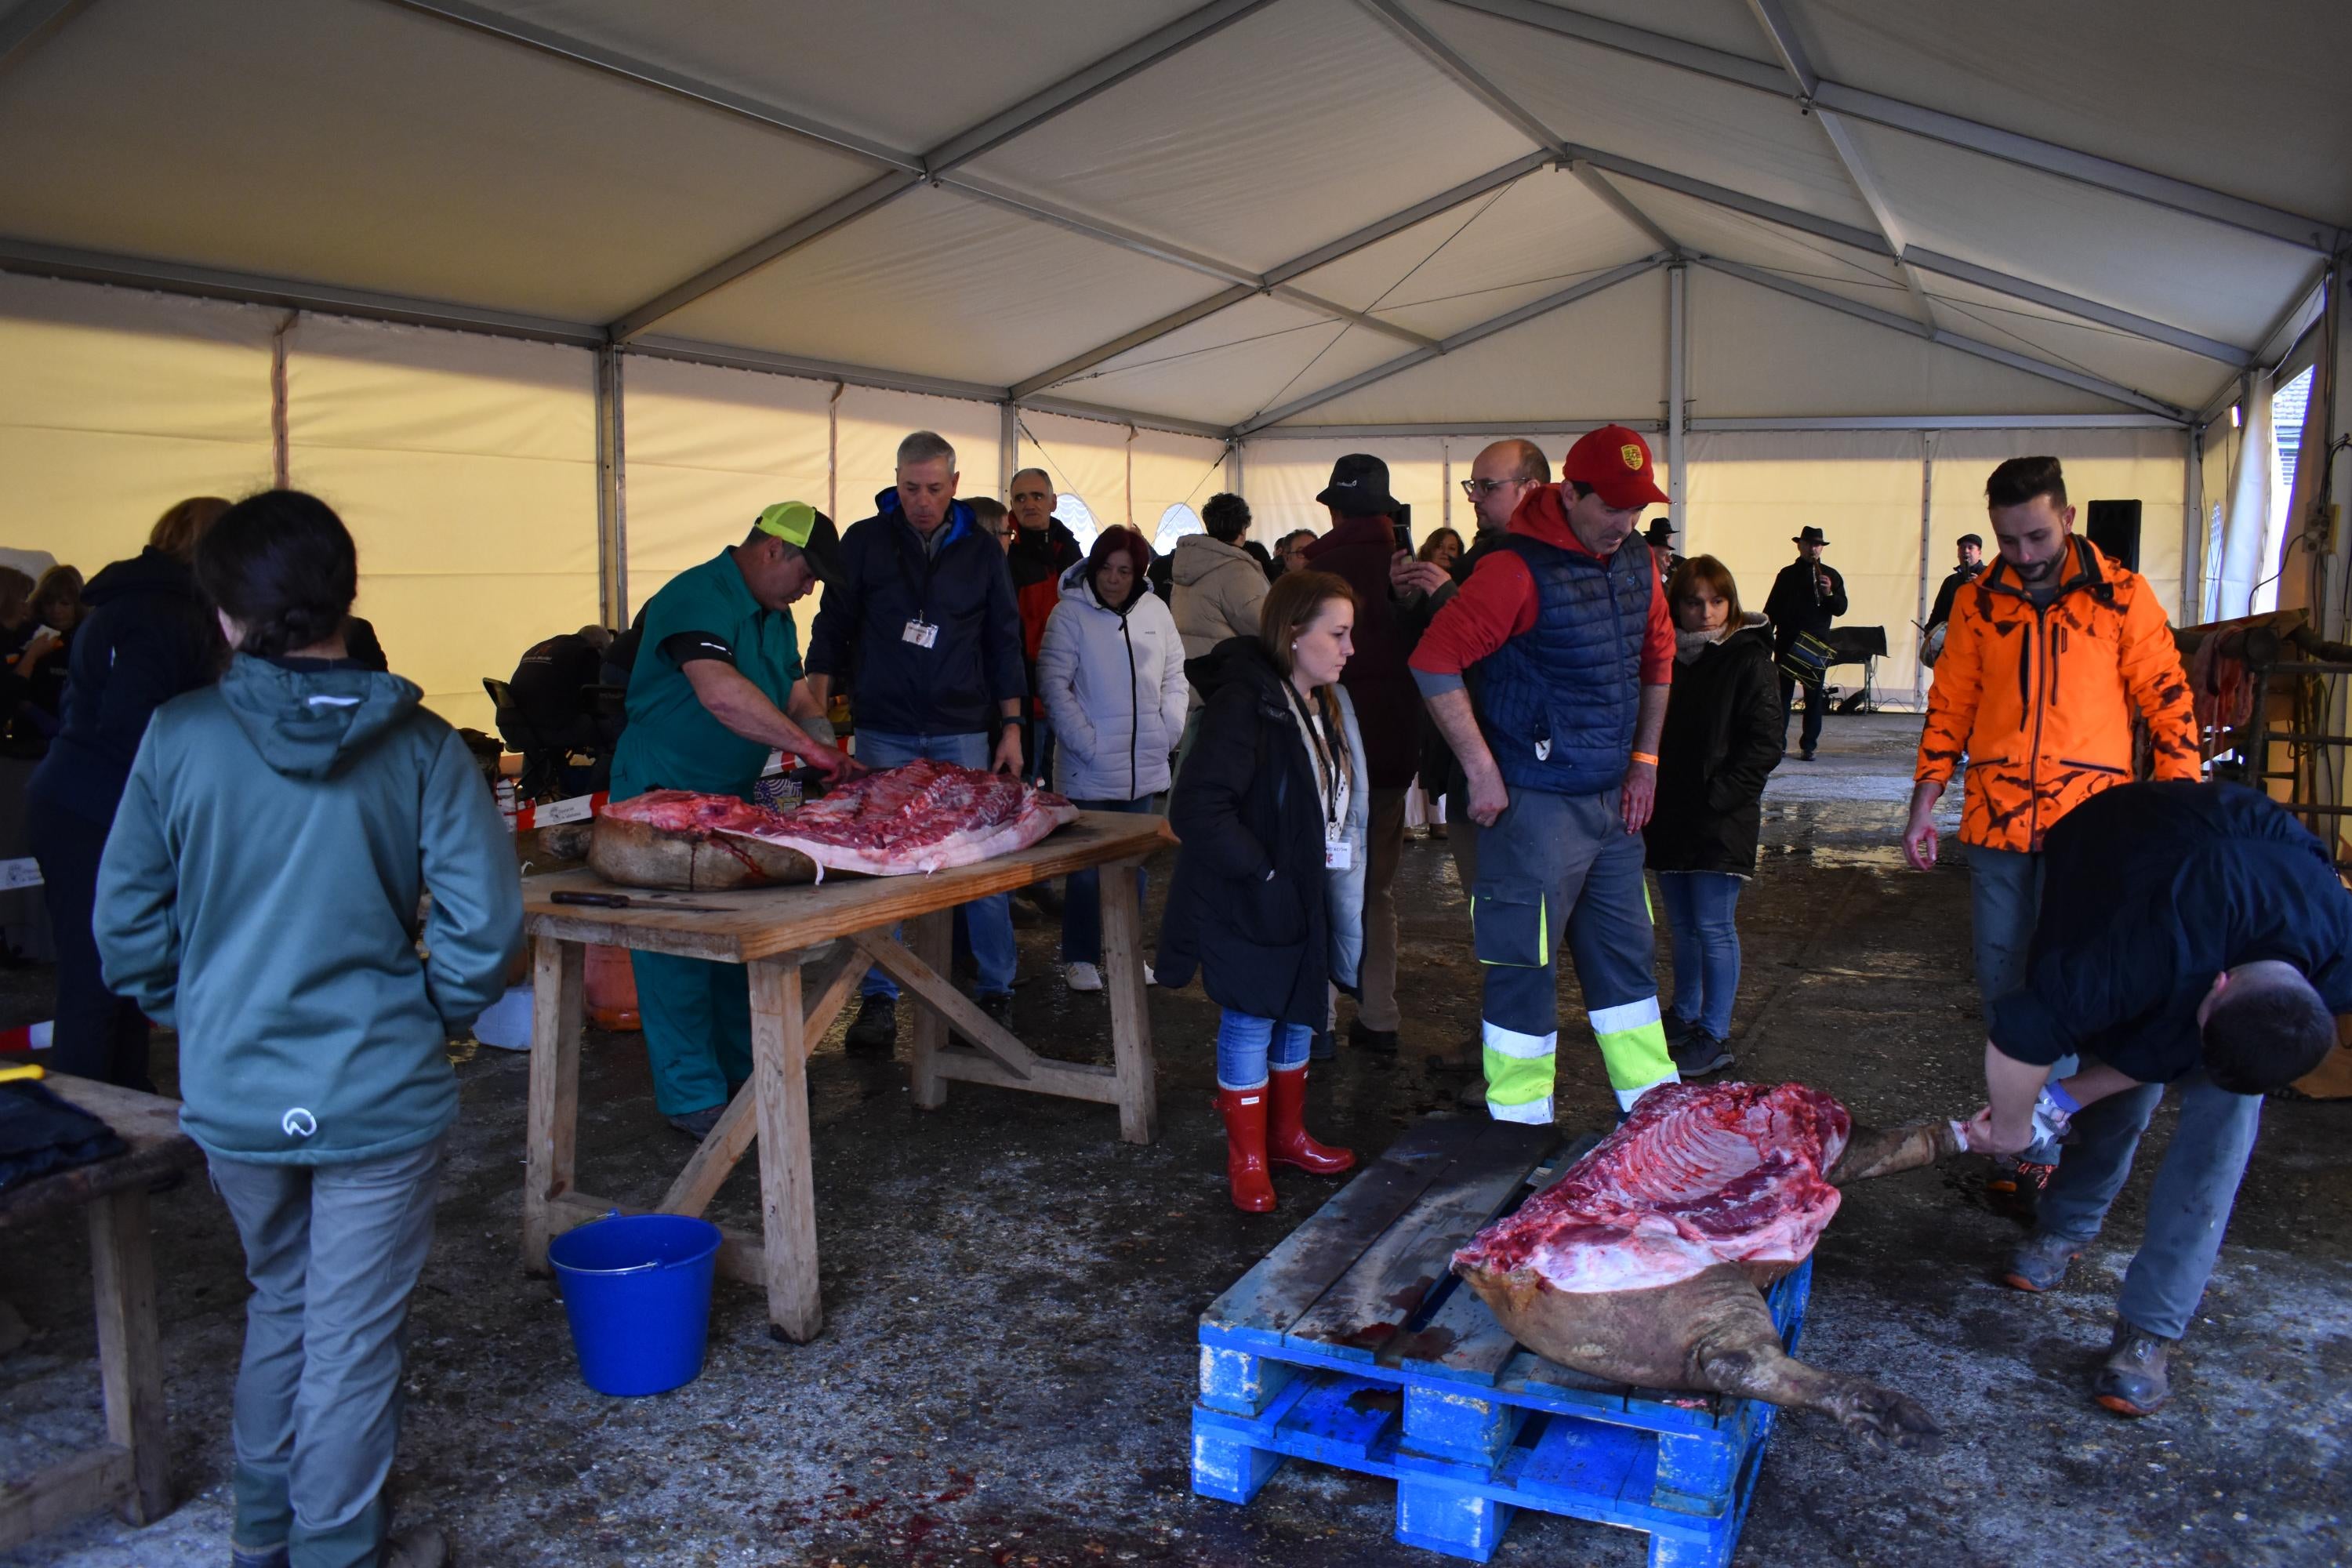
top-left (1357, 788), bottom-right (1408, 1031)
top-left (2034, 1071), bottom-right (2263, 1340)
top-left (209, 1134), bottom-right (447, 1568)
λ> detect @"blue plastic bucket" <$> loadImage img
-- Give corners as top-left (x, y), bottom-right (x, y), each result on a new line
top-left (546, 1212), bottom-right (723, 1396)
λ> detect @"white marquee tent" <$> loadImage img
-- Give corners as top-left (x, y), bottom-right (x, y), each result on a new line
top-left (5, 0), bottom-right (2348, 728)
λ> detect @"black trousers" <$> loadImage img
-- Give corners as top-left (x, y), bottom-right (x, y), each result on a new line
top-left (27, 796), bottom-right (154, 1091)
top-left (1776, 672), bottom-right (1827, 752)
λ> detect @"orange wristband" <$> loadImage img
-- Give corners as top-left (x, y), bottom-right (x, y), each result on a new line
top-left (1631, 751), bottom-right (1659, 767)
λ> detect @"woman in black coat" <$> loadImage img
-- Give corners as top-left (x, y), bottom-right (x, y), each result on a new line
top-left (1159, 571), bottom-right (1368, 1212)
top-left (1644, 555), bottom-right (1783, 1076)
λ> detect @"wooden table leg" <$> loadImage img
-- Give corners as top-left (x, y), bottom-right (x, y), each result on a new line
top-left (1100, 856), bottom-right (1160, 1145)
top-left (524, 937), bottom-right (585, 1273)
top-left (88, 1186), bottom-right (169, 1525)
top-left (750, 956), bottom-right (822, 1343)
top-left (906, 909), bottom-right (952, 1111)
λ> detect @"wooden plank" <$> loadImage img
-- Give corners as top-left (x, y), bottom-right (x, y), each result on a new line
top-left (929, 1047), bottom-right (1123, 1104)
top-left (1098, 856), bottom-right (1158, 1145)
top-left (0, 1443), bottom-right (134, 1552)
top-left (520, 811), bottom-right (1173, 962)
top-left (658, 943), bottom-right (862, 1217)
top-left (86, 1189), bottom-right (169, 1523)
top-left (1203, 1120), bottom-right (1513, 1341)
top-left (852, 931), bottom-right (1036, 1080)
top-left (1294, 1124), bottom-right (1556, 1360)
top-left (0, 1078), bottom-right (203, 1230)
top-left (522, 936), bottom-right (585, 1272)
top-left (749, 957), bottom-right (822, 1343)
top-left (548, 1192), bottom-right (765, 1286)
top-left (905, 910), bottom-right (952, 1109)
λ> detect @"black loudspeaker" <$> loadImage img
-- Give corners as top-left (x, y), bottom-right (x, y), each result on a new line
top-left (2085, 499), bottom-right (2141, 569)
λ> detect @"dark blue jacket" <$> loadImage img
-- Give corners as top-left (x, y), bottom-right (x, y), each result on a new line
top-left (804, 489), bottom-right (1025, 738)
top-left (27, 548), bottom-right (221, 828)
top-left (1477, 535), bottom-right (1653, 797)
top-left (1990, 782), bottom-right (2352, 1083)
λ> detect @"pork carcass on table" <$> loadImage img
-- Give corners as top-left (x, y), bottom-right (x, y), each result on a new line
top-left (589, 761), bottom-right (1079, 890)
top-left (1453, 1080), bottom-right (1962, 1451)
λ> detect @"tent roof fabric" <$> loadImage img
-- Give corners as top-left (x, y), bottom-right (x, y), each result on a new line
top-left (3, 0), bottom-right (2340, 437)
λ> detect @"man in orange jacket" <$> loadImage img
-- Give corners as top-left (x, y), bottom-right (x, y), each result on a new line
top-left (1901, 456), bottom-right (2198, 1207)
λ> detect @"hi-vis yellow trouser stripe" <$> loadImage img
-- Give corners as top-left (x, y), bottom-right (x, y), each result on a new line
top-left (1589, 996), bottom-right (1675, 1112)
top-left (1481, 1022), bottom-right (1559, 1124)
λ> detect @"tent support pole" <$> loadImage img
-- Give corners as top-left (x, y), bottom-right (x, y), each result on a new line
top-left (1000, 402), bottom-right (1020, 501)
top-left (1667, 261), bottom-right (1686, 536)
top-left (595, 344), bottom-right (627, 628)
top-left (1916, 434), bottom-right (1936, 710)
top-left (2182, 425), bottom-right (2204, 626)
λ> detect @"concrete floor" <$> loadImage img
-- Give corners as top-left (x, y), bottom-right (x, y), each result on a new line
top-left (4, 712), bottom-right (2348, 1568)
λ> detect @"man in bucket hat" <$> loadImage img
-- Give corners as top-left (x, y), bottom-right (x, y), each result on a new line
top-left (1410, 425), bottom-right (1682, 1123)
top-left (1762, 524), bottom-right (1847, 760)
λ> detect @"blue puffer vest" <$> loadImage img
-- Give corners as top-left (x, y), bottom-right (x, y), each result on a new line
top-left (1477, 535), bottom-right (1653, 797)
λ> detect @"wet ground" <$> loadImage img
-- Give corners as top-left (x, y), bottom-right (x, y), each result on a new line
top-left (4, 712), bottom-right (2347, 1567)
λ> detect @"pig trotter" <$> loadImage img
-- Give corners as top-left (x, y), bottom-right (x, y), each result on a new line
top-left (1695, 1334), bottom-right (1943, 1454)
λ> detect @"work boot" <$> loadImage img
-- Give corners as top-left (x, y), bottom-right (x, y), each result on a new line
top-left (2093, 1319), bottom-right (2174, 1417)
top-left (383, 1526), bottom-right (450, 1568)
top-left (1214, 1086), bottom-right (1276, 1212)
top-left (2002, 1229), bottom-right (2084, 1293)
top-left (844, 996), bottom-right (896, 1054)
top-left (1348, 1017), bottom-right (1399, 1058)
top-left (665, 1105), bottom-right (723, 1141)
top-left (1265, 1065), bottom-right (1356, 1176)
top-left (1671, 1029), bottom-right (1734, 1077)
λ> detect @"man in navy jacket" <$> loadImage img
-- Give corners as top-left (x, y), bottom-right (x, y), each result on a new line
top-left (1969, 782), bottom-right (2350, 1415)
top-left (806, 431), bottom-right (1027, 1050)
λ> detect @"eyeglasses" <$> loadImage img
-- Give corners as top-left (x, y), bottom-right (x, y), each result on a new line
top-left (1460, 477), bottom-right (1515, 498)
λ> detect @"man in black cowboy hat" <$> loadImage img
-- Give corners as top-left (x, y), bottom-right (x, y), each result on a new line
top-left (1762, 525), bottom-right (1846, 760)
top-left (1642, 516), bottom-right (1682, 579)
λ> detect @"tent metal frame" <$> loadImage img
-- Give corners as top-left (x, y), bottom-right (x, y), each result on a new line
top-left (1241, 413), bottom-right (2183, 438)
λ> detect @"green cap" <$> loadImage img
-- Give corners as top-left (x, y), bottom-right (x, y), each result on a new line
top-left (753, 501), bottom-right (844, 585)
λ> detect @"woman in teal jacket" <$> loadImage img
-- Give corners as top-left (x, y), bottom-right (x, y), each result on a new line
top-left (96, 491), bottom-right (521, 1568)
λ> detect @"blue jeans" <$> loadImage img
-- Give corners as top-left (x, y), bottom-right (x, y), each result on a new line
top-left (855, 729), bottom-right (1016, 1000)
top-left (1216, 1010), bottom-right (1313, 1090)
top-left (2034, 1070), bottom-right (2263, 1340)
top-left (1061, 796), bottom-right (1153, 964)
top-left (1657, 871), bottom-right (1744, 1040)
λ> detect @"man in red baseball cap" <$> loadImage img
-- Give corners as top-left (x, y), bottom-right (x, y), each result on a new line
top-left (1410, 424), bottom-right (1678, 1124)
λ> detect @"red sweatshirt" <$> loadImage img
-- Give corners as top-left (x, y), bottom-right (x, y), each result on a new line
top-left (1409, 483), bottom-right (1675, 688)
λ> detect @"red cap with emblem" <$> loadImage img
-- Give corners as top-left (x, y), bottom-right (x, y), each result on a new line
top-left (1560, 423), bottom-right (1668, 510)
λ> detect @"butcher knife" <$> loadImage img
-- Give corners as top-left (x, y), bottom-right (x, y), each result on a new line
top-left (550, 891), bottom-right (735, 913)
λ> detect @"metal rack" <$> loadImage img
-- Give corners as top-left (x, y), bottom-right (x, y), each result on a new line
top-left (2194, 620), bottom-right (2352, 858)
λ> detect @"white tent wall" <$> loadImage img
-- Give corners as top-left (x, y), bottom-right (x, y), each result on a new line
top-left (1236, 437), bottom-right (1455, 546)
top-left (1685, 430), bottom-right (1926, 702)
top-left (833, 387), bottom-right (1002, 531)
top-left (1130, 429), bottom-right (1236, 550)
top-left (1017, 410), bottom-right (1132, 539)
top-left (1927, 430), bottom-right (2192, 626)
top-left (622, 356), bottom-right (833, 610)
top-left (0, 274), bottom-right (275, 570)
top-left (284, 316), bottom-right (600, 734)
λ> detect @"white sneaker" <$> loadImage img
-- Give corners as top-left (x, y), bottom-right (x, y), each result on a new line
top-left (1065, 961), bottom-right (1105, 993)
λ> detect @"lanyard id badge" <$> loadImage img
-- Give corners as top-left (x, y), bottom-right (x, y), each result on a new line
top-left (901, 618), bottom-right (939, 649)
top-left (1323, 822), bottom-right (1354, 871)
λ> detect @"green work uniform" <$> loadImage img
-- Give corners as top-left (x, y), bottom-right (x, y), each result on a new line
top-left (609, 548), bottom-right (804, 1116)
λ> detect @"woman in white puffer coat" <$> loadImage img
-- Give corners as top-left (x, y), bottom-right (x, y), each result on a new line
top-left (1036, 525), bottom-right (1189, 993)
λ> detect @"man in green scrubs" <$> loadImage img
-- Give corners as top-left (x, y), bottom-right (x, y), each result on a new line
top-left (609, 502), bottom-right (858, 1138)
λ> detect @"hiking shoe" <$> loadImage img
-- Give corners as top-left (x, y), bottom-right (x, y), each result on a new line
top-left (383, 1526), bottom-right (450, 1568)
top-left (844, 996), bottom-right (896, 1054)
top-left (666, 1105), bottom-right (724, 1140)
top-left (1671, 1030), bottom-right (1735, 1077)
top-left (2002, 1229), bottom-right (2083, 1293)
top-left (230, 1544), bottom-right (289, 1568)
top-left (1988, 1158), bottom-right (2056, 1223)
top-left (1348, 1018), bottom-right (1399, 1057)
top-left (1800, 747), bottom-right (1817, 761)
top-left (1065, 961), bottom-right (1105, 993)
top-left (2094, 1320), bottom-right (2173, 1417)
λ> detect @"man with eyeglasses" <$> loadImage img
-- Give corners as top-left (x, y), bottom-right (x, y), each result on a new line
top-left (1005, 468), bottom-right (1080, 915)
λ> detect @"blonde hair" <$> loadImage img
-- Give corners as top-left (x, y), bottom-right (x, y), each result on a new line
top-left (1258, 569), bottom-right (1359, 789)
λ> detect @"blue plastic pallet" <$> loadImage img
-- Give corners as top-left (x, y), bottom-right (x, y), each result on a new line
top-left (1190, 1116), bottom-right (1812, 1566)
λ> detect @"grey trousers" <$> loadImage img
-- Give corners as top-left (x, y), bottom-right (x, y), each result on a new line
top-left (209, 1134), bottom-right (447, 1568)
top-left (2034, 1071), bottom-right (2263, 1341)
top-left (1971, 843), bottom-right (2076, 1097)
top-left (1443, 786), bottom-right (1479, 895)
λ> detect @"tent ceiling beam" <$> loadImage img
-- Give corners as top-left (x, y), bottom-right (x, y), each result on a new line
top-left (600, 0), bottom-right (1279, 341)
top-left (0, 0), bottom-right (87, 74)
top-left (0, 237), bottom-right (609, 346)
top-left (1693, 258), bottom-right (2189, 423)
top-left (2197, 262), bottom-right (2332, 425)
top-left (1570, 164), bottom-right (1680, 256)
top-left (1245, 412), bottom-right (2183, 437)
top-left (1443, 0), bottom-right (2344, 254)
top-left (1356, 0), bottom-right (1566, 162)
top-left (1009, 151), bottom-right (1557, 398)
top-left (1235, 254), bottom-right (1667, 434)
top-left (1018, 394), bottom-right (1231, 441)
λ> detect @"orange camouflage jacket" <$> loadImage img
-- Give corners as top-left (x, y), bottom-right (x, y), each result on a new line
top-left (1916, 535), bottom-right (2197, 852)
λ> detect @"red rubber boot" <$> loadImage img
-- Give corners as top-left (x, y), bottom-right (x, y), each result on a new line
top-left (1216, 1086), bottom-right (1276, 1212)
top-left (1266, 1065), bottom-right (1356, 1175)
